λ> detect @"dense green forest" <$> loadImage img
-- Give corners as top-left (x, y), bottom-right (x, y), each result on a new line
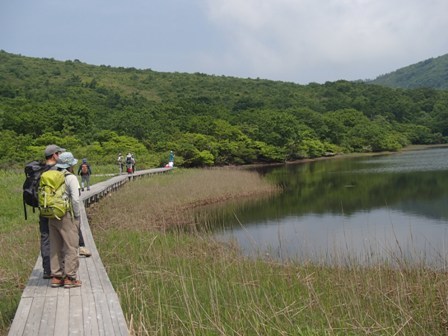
top-left (369, 53), bottom-right (448, 89)
top-left (1, 50), bottom-right (448, 168)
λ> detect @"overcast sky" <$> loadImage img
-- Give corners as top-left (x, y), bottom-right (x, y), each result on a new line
top-left (1, 0), bottom-right (447, 84)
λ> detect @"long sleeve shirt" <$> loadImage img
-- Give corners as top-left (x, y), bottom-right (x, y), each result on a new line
top-left (63, 171), bottom-right (81, 218)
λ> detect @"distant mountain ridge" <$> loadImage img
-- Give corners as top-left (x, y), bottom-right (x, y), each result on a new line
top-left (368, 53), bottom-right (448, 89)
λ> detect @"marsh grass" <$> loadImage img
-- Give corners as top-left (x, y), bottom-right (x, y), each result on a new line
top-left (0, 171), bottom-right (41, 335)
top-left (89, 169), bottom-right (448, 335)
top-left (89, 168), bottom-right (278, 232)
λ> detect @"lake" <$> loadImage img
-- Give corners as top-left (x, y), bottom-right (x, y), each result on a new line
top-left (212, 146), bottom-right (448, 268)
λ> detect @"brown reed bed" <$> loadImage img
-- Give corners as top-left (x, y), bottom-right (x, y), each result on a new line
top-left (88, 168), bottom-right (278, 231)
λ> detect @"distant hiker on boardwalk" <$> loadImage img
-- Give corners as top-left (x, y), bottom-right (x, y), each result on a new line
top-left (117, 152), bottom-right (123, 174)
top-left (77, 158), bottom-right (92, 191)
top-left (125, 153), bottom-right (135, 174)
top-left (49, 152), bottom-right (83, 288)
top-left (169, 150), bottom-right (174, 167)
top-left (166, 150), bottom-right (175, 168)
top-left (131, 153), bottom-right (136, 172)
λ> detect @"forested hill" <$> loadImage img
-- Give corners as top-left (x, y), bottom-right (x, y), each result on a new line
top-left (369, 53), bottom-right (448, 89)
top-left (1, 50), bottom-right (448, 168)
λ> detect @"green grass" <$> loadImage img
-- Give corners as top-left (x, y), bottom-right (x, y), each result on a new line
top-left (0, 170), bottom-right (39, 334)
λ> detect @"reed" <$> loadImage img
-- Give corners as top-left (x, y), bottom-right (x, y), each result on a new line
top-left (88, 168), bottom-right (278, 232)
top-left (89, 169), bottom-right (448, 335)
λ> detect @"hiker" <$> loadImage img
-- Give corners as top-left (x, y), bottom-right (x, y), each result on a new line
top-left (125, 153), bottom-right (134, 174)
top-left (168, 151), bottom-right (174, 167)
top-left (77, 158), bottom-right (92, 191)
top-left (49, 152), bottom-right (82, 288)
top-left (131, 154), bottom-right (136, 172)
top-left (117, 153), bottom-right (123, 174)
top-left (37, 144), bottom-right (65, 279)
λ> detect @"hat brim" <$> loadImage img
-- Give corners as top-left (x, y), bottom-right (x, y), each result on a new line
top-left (55, 158), bottom-right (78, 168)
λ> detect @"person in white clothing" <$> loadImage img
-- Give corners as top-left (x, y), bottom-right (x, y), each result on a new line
top-left (117, 153), bottom-right (123, 174)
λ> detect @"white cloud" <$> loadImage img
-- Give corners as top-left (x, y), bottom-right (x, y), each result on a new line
top-left (201, 0), bottom-right (448, 82)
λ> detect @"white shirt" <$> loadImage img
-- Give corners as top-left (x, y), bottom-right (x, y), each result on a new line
top-left (62, 171), bottom-right (81, 217)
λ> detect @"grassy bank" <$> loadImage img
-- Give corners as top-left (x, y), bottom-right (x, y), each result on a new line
top-left (89, 169), bottom-right (448, 335)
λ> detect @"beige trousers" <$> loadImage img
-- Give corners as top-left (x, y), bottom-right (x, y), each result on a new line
top-left (49, 215), bottom-right (80, 278)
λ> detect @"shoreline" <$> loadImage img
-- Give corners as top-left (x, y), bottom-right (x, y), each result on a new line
top-left (237, 143), bottom-right (448, 169)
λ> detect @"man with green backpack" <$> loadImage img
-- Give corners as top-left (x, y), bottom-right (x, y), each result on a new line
top-left (28, 144), bottom-right (65, 279)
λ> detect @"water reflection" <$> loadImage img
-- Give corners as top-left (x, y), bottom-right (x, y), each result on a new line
top-left (209, 147), bottom-right (448, 267)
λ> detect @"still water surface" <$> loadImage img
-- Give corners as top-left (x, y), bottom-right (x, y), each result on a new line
top-left (212, 147), bottom-right (448, 267)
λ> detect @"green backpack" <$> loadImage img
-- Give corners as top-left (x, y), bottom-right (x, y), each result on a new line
top-left (38, 170), bottom-right (71, 219)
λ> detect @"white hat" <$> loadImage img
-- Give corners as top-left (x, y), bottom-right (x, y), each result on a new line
top-left (55, 152), bottom-right (78, 168)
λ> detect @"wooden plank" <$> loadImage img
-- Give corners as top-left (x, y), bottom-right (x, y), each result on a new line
top-left (93, 259), bottom-right (115, 294)
top-left (38, 296), bottom-right (57, 336)
top-left (54, 291), bottom-right (70, 335)
top-left (93, 292), bottom-right (115, 336)
top-left (77, 258), bottom-right (88, 286)
top-left (33, 275), bottom-right (50, 298)
top-left (22, 296), bottom-right (45, 335)
top-left (21, 260), bottom-right (42, 298)
top-left (85, 256), bottom-right (103, 293)
top-left (106, 293), bottom-right (129, 336)
top-left (81, 287), bottom-right (99, 336)
top-left (7, 297), bottom-right (33, 336)
top-left (68, 294), bottom-right (83, 335)
top-left (44, 284), bottom-right (59, 298)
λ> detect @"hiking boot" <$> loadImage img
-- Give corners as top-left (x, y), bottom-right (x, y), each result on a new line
top-left (43, 273), bottom-right (52, 279)
top-left (79, 246), bottom-right (92, 257)
top-left (51, 277), bottom-right (64, 288)
top-left (64, 277), bottom-right (82, 288)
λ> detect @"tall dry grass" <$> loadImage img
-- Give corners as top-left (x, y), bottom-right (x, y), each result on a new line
top-left (89, 168), bottom-right (448, 335)
top-left (89, 168), bottom-right (278, 231)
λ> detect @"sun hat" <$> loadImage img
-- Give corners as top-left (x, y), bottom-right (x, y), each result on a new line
top-left (55, 152), bottom-right (78, 168)
top-left (44, 144), bottom-right (66, 157)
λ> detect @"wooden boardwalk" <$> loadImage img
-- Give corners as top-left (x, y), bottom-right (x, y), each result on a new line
top-left (8, 168), bottom-right (171, 336)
